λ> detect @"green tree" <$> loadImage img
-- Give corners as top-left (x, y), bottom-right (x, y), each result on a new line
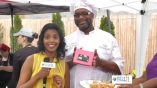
top-left (52, 13), bottom-right (65, 36)
top-left (99, 16), bottom-right (115, 36)
top-left (10, 15), bottom-right (22, 52)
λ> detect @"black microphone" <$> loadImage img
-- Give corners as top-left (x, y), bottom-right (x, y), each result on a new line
top-left (43, 57), bottom-right (50, 88)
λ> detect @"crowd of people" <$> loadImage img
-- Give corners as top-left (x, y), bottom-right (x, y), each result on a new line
top-left (0, 0), bottom-right (157, 88)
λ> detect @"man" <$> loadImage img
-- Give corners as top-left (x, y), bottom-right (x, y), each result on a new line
top-left (65, 1), bottom-right (124, 88)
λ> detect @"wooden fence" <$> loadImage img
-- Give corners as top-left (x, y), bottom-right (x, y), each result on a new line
top-left (0, 14), bottom-right (157, 74)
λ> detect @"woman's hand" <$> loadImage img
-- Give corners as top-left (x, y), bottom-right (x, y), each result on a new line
top-left (53, 75), bottom-right (62, 88)
top-left (118, 84), bottom-right (133, 88)
top-left (36, 68), bottom-right (50, 79)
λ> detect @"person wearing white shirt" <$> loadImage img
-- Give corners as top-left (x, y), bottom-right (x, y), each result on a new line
top-left (65, 1), bottom-right (124, 88)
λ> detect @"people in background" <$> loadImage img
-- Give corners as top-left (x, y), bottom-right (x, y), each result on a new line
top-left (65, 1), bottom-right (124, 88)
top-left (17, 23), bottom-right (70, 88)
top-left (120, 53), bottom-right (157, 88)
top-left (0, 43), bottom-right (13, 88)
top-left (8, 28), bottom-right (39, 88)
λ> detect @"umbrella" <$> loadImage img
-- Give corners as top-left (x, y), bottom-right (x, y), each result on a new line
top-left (0, 0), bottom-right (69, 52)
top-left (0, 0), bottom-right (69, 15)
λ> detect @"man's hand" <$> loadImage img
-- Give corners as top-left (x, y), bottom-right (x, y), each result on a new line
top-left (92, 50), bottom-right (102, 67)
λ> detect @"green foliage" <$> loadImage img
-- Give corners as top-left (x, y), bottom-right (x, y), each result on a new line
top-left (130, 70), bottom-right (136, 79)
top-left (99, 16), bottom-right (115, 36)
top-left (129, 69), bottom-right (146, 79)
top-left (52, 13), bottom-right (65, 36)
top-left (10, 15), bottom-right (22, 52)
top-left (0, 23), bottom-right (4, 43)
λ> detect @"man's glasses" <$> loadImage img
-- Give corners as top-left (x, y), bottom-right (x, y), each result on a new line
top-left (74, 12), bottom-right (92, 18)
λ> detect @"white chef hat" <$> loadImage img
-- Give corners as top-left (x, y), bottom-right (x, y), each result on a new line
top-left (70, 0), bottom-right (97, 16)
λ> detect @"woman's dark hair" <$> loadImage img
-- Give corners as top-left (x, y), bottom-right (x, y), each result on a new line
top-left (24, 33), bottom-right (38, 43)
top-left (38, 23), bottom-right (65, 58)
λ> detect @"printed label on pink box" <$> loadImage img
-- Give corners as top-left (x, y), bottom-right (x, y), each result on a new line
top-left (73, 48), bottom-right (95, 66)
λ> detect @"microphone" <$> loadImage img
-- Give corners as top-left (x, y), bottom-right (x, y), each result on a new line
top-left (43, 57), bottom-right (49, 88)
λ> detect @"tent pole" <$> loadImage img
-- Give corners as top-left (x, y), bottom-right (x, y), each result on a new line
top-left (107, 9), bottom-right (111, 34)
top-left (135, 0), bottom-right (148, 77)
top-left (9, 4), bottom-right (14, 53)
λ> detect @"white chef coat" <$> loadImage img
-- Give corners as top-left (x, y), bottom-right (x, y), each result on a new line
top-left (65, 28), bottom-right (124, 88)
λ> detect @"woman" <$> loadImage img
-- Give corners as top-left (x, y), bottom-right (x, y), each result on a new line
top-left (0, 43), bottom-right (13, 88)
top-left (8, 28), bottom-right (39, 88)
top-left (17, 23), bottom-right (70, 88)
top-left (120, 53), bottom-right (157, 88)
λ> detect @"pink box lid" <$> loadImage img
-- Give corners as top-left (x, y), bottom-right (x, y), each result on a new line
top-left (73, 48), bottom-right (95, 66)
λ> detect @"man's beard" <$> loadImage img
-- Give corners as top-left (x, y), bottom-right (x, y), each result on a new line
top-left (78, 21), bottom-right (91, 32)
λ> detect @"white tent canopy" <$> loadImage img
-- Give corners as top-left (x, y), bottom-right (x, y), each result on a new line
top-left (10, 0), bottom-right (157, 77)
top-left (12, 0), bottom-right (157, 13)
